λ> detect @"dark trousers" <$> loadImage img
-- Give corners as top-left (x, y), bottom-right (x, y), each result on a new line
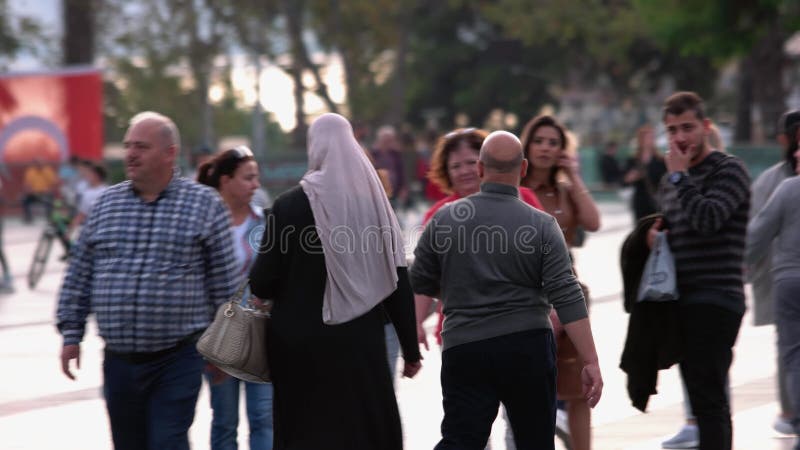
top-left (679, 304), bottom-right (742, 450)
top-left (0, 206), bottom-right (10, 283)
top-left (436, 329), bottom-right (557, 450)
top-left (774, 278), bottom-right (800, 450)
top-left (21, 193), bottom-right (52, 222)
top-left (103, 341), bottom-right (205, 450)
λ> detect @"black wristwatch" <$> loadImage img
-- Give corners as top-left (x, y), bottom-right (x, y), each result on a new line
top-left (668, 171), bottom-right (688, 186)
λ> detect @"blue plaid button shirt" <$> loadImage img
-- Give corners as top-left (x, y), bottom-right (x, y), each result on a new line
top-left (56, 176), bottom-right (239, 353)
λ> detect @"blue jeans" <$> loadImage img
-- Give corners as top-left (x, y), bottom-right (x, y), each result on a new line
top-left (207, 374), bottom-right (274, 450)
top-left (103, 341), bottom-right (205, 450)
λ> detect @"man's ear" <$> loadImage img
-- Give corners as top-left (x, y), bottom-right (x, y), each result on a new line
top-left (520, 159), bottom-right (529, 180)
top-left (477, 160), bottom-right (485, 179)
top-left (165, 143), bottom-right (179, 164)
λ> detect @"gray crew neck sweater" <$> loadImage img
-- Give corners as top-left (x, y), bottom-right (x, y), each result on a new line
top-left (746, 176), bottom-right (800, 284)
top-left (409, 182), bottom-right (588, 351)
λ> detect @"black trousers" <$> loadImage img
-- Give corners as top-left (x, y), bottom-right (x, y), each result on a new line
top-left (679, 304), bottom-right (742, 450)
top-left (436, 329), bottom-right (557, 450)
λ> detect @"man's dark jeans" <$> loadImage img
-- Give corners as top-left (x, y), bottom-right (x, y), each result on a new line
top-left (21, 193), bottom-right (53, 223)
top-left (103, 340), bottom-right (205, 450)
top-left (435, 329), bottom-right (557, 450)
top-left (679, 303), bottom-right (742, 450)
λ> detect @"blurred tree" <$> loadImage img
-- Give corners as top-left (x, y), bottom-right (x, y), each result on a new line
top-left (0, 0), bottom-right (19, 58)
top-left (0, 0), bottom-right (43, 69)
top-left (62, 0), bottom-right (95, 65)
top-left (403, 2), bottom-right (553, 129)
top-left (633, 0), bottom-right (800, 141)
top-left (206, 0), bottom-right (280, 154)
top-left (99, 0), bottom-right (231, 149)
top-left (478, 0), bottom-right (717, 131)
top-left (308, 0), bottom-right (407, 125)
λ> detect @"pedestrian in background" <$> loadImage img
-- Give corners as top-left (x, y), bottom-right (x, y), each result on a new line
top-left (67, 160), bottom-right (108, 237)
top-left (371, 125), bottom-right (408, 208)
top-left (21, 157), bottom-right (58, 223)
top-left (197, 145), bottom-right (274, 450)
top-left (747, 109), bottom-right (800, 435)
top-left (599, 140), bottom-right (623, 189)
top-left (622, 124), bottom-right (667, 221)
top-left (746, 134), bottom-right (800, 450)
top-left (56, 111), bottom-right (239, 450)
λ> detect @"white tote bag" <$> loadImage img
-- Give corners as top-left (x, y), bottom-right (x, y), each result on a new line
top-left (637, 231), bottom-right (679, 303)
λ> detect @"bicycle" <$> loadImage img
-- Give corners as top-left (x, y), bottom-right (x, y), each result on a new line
top-left (27, 198), bottom-right (74, 289)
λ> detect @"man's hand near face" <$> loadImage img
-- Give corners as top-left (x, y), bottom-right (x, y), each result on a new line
top-left (666, 139), bottom-right (691, 173)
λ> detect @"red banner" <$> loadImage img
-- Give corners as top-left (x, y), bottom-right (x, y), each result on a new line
top-left (0, 67), bottom-right (103, 164)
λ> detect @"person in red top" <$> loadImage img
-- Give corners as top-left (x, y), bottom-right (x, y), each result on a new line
top-left (415, 127), bottom-right (542, 349)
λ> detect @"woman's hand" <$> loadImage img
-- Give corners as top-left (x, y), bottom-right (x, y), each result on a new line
top-left (403, 359), bottom-right (422, 378)
top-left (623, 168), bottom-right (643, 184)
top-left (558, 154), bottom-right (581, 179)
top-left (205, 363), bottom-right (230, 384)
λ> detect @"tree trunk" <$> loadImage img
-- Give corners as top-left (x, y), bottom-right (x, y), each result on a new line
top-left (251, 54), bottom-right (266, 158)
top-left (385, 14), bottom-right (409, 127)
top-left (184, 0), bottom-right (218, 149)
top-left (734, 56), bottom-right (753, 143)
top-left (62, 0), bottom-right (94, 65)
top-left (283, 0), bottom-right (309, 147)
top-left (196, 69), bottom-right (215, 148)
top-left (289, 66), bottom-right (307, 148)
top-left (283, 0), bottom-right (338, 114)
top-left (751, 25), bottom-right (788, 140)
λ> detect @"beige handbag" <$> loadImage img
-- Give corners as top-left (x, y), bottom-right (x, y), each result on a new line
top-left (196, 280), bottom-right (271, 383)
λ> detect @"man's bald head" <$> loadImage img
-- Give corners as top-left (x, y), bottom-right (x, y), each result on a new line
top-left (480, 131), bottom-right (523, 173)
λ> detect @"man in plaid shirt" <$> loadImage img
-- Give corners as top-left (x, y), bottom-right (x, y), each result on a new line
top-left (56, 111), bottom-right (239, 450)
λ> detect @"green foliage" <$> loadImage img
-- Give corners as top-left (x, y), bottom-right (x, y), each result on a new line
top-left (0, 0), bottom-right (43, 65)
top-left (632, 0), bottom-right (800, 60)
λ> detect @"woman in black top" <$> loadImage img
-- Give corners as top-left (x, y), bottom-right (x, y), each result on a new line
top-left (623, 124), bottom-right (667, 220)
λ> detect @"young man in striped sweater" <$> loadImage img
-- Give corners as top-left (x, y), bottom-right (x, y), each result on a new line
top-left (648, 92), bottom-right (751, 450)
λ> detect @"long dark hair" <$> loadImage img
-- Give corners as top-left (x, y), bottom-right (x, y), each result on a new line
top-left (520, 115), bottom-right (568, 187)
top-left (196, 146), bottom-right (256, 190)
top-left (788, 130), bottom-right (799, 174)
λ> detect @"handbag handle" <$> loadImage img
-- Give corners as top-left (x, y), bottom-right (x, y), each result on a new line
top-left (227, 279), bottom-right (272, 315)
top-left (233, 278), bottom-right (250, 302)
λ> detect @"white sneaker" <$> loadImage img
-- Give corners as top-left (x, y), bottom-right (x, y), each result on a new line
top-left (661, 424), bottom-right (699, 449)
top-left (554, 409), bottom-right (571, 449)
top-left (773, 416), bottom-right (796, 435)
top-left (555, 409), bottom-right (569, 435)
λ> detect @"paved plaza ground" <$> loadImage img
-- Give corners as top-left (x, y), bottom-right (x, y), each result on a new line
top-left (0, 200), bottom-right (795, 449)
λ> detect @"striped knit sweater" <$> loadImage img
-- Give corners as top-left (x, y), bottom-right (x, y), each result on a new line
top-left (658, 151), bottom-right (751, 314)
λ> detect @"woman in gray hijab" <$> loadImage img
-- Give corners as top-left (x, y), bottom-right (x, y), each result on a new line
top-left (249, 113), bottom-right (422, 450)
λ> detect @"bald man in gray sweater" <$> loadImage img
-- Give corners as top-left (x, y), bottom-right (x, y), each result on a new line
top-left (410, 131), bottom-right (602, 450)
